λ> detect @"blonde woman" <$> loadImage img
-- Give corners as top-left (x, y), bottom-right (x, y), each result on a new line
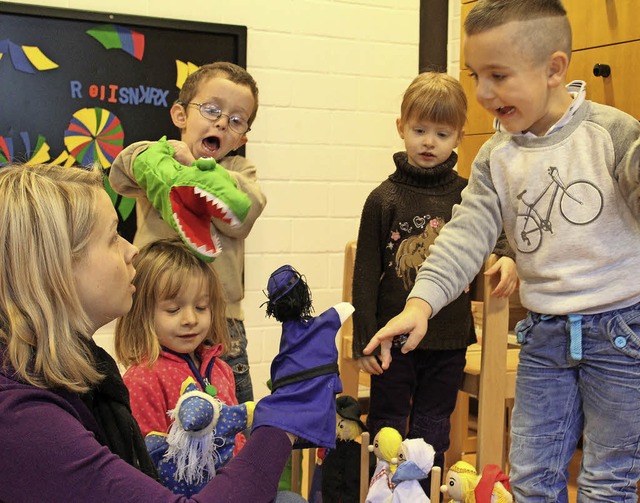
top-left (0, 163), bottom-right (303, 503)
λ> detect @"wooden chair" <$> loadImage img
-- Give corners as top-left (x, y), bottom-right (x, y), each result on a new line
top-left (290, 448), bottom-right (314, 496)
top-left (338, 240), bottom-right (370, 401)
top-left (338, 241), bottom-right (520, 472)
top-left (446, 254), bottom-right (522, 473)
top-left (336, 239), bottom-right (444, 502)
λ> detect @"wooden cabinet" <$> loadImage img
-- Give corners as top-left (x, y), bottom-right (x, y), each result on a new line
top-left (564, 0), bottom-right (637, 50)
top-left (459, 2), bottom-right (492, 141)
top-left (565, 0), bottom-right (640, 121)
top-left (568, 41), bottom-right (640, 120)
top-left (457, 0), bottom-right (640, 178)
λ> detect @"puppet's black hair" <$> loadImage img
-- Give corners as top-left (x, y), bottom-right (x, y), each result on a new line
top-left (265, 277), bottom-right (314, 322)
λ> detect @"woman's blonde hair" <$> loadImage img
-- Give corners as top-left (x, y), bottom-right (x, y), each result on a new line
top-left (115, 238), bottom-right (230, 367)
top-left (400, 72), bottom-right (467, 132)
top-left (0, 163), bottom-right (105, 393)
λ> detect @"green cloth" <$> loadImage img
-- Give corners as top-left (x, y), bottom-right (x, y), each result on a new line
top-left (132, 137), bottom-right (251, 261)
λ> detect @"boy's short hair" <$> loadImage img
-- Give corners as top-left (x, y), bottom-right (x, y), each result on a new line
top-left (465, 0), bottom-right (572, 64)
top-left (400, 72), bottom-right (467, 132)
top-left (178, 61), bottom-right (260, 126)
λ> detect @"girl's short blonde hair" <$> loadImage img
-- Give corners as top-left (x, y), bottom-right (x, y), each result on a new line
top-left (115, 238), bottom-right (230, 367)
top-left (400, 72), bottom-right (467, 132)
top-left (0, 163), bottom-right (105, 393)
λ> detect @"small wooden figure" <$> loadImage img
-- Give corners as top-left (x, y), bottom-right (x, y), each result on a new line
top-left (366, 427), bottom-right (403, 503)
top-left (390, 437), bottom-right (435, 502)
top-left (321, 395), bottom-right (369, 503)
top-left (440, 461), bottom-right (512, 503)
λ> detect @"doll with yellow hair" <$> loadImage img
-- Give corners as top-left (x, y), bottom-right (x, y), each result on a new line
top-left (441, 461), bottom-right (478, 502)
top-left (365, 427), bottom-right (403, 503)
top-left (440, 461), bottom-right (512, 503)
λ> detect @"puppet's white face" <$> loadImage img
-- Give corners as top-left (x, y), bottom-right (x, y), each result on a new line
top-left (396, 445), bottom-right (407, 465)
top-left (442, 471), bottom-right (464, 501)
top-left (371, 434), bottom-right (383, 460)
top-left (336, 417), bottom-right (360, 441)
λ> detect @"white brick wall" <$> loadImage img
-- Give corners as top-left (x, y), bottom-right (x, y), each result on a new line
top-left (8, 0), bottom-right (422, 398)
top-left (447, 0), bottom-right (462, 78)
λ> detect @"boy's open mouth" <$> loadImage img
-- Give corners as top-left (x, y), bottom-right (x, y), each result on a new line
top-left (497, 106), bottom-right (515, 117)
top-left (202, 136), bottom-right (220, 153)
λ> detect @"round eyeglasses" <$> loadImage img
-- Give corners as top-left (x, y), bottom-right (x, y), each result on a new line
top-left (178, 101), bottom-right (251, 134)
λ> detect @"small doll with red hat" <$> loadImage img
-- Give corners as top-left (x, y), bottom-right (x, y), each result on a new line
top-left (440, 460), bottom-right (512, 503)
top-left (251, 265), bottom-right (354, 449)
top-left (321, 395), bottom-right (371, 503)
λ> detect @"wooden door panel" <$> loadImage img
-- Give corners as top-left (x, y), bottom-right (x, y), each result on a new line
top-left (458, 133), bottom-right (493, 179)
top-left (462, 0), bottom-right (639, 53)
top-left (568, 41), bottom-right (640, 119)
top-left (459, 2), bottom-right (474, 70)
top-left (565, 0), bottom-right (639, 51)
top-left (460, 73), bottom-right (495, 135)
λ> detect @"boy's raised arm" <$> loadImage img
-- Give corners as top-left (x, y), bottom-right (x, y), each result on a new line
top-left (363, 297), bottom-right (433, 368)
top-left (109, 140), bottom-right (154, 197)
top-left (214, 156), bottom-right (267, 239)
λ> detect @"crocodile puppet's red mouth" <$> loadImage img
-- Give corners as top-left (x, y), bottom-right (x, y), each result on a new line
top-left (169, 185), bottom-right (242, 259)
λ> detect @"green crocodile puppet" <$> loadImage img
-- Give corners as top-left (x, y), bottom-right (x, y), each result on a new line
top-left (132, 137), bottom-right (251, 262)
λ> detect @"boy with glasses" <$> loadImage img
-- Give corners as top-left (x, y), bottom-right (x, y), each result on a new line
top-left (111, 62), bottom-right (266, 406)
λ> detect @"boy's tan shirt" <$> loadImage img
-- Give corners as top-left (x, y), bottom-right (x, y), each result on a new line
top-left (110, 141), bottom-right (267, 320)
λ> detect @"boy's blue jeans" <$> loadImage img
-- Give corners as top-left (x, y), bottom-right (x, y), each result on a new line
top-left (510, 302), bottom-right (640, 502)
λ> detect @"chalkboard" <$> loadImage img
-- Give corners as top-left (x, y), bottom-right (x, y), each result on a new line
top-left (0, 3), bottom-right (247, 240)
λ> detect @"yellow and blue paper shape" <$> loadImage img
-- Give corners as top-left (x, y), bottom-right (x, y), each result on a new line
top-left (0, 39), bottom-right (58, 73)
top-left (176, 60), bottom-right (200, 89)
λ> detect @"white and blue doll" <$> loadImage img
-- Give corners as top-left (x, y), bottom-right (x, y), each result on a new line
top-left (390, 438), bottom-right (435, 503)
top-left (145, 377), bottom-right (254, 496)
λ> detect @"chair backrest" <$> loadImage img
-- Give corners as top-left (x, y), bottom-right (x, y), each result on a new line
top-left (338, 240), bottom-right (363, 399)
top-left (343, 240), bottom-right (357, 302)
top-left (359, 431), bottom-right (370, 502)
top-left (475, 254), bottom-right (513, 469)
top-left (342, 239), bottom-right (445, 502)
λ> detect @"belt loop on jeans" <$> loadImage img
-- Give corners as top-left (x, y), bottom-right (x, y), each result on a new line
top-left (567, 314), bottom-right (583, 361)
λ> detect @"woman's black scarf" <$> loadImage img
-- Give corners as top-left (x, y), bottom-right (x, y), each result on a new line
top-left (78, 338), bottom-right (158, 479)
